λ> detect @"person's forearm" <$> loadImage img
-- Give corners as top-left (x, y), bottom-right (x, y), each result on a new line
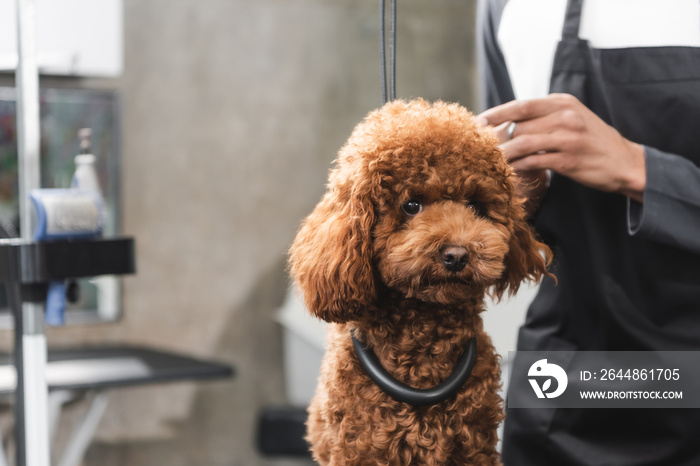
top-left (628, 146), bottom-right (700, 254)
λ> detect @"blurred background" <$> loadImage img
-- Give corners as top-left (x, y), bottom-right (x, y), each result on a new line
top-left (0, 0), bottom-right (534, 464)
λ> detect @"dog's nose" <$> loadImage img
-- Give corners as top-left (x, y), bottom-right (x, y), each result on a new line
top-left (440, 245), bottom-right (469, 272)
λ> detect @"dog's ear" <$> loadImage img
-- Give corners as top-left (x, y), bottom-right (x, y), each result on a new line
top-left (289, 179), bottom-right (376, 323)
top-left (492, 187), bottom-right (553, 300)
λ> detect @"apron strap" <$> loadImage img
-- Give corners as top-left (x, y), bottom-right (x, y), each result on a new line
top-left (562, 0), bottom-right (583, 39)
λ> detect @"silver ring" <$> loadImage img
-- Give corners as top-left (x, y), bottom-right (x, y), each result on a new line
top-left (506, 121), bottom-right (517, 141)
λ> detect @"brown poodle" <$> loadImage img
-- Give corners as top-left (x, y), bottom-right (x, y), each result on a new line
top-left (289, 99), bottom-right (551, 465)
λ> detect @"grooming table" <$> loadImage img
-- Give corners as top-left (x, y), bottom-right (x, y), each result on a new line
top-left (0, 345), bottom-right (234, 466)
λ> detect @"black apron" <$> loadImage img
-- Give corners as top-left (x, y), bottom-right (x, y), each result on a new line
top-left (502, 1), bottom-right (700, 464)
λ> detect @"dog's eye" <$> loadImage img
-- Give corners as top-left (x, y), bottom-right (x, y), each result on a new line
top-left (401, 199), bottom-right (423, 216)
top-left (467, 201), bottom-right (487, 217)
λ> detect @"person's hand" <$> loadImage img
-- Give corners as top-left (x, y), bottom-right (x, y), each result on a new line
top-left (478, 93), bottom-right (646, 206)
top-left (489, 118), bottom-right (550, 216)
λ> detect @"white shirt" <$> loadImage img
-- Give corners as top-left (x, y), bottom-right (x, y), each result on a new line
top-left (497, 0), bottom-right (700, 100)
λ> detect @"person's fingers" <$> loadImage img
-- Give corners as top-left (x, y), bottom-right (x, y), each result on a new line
top-left (509, 152), bottom-right (569, 174)
top-left (478, 93), bottom-right (581, 128)
top-left (500, 132), bottom-right (568, 162)
top-left (504, 109), bottom-right (584, 141)
top-left (492, 113), bottom-right (566, 147)
top-left (492, 121), bottom-right (512, 143)
top-left (494, 116), bottom-right (557, 146)
top-left (477, 98), bottom-right (552, 127)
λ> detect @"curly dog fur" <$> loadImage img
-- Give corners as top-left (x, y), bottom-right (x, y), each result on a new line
top-left (289, 99), bottom-right (551, 465)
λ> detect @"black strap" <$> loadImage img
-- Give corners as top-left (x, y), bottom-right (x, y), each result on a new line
top-left (352, 331), bottom-right (477, 406)
top-left (379, 0), bottom-right (397, 103)
top-left (562, 0), bottom-right (583, 39)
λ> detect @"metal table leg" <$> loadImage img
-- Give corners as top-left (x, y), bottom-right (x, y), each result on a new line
top-left (14, 0), bottom-right (50, 464)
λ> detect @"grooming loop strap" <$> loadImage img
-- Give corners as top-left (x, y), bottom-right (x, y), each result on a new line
top-left (379, 0), bottom-right (397, 103)
top-left (352, 332), bottom-right (477, 406)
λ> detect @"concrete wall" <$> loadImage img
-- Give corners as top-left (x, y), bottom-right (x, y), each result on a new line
top-left (3, 0), bottom-right (478, 464)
